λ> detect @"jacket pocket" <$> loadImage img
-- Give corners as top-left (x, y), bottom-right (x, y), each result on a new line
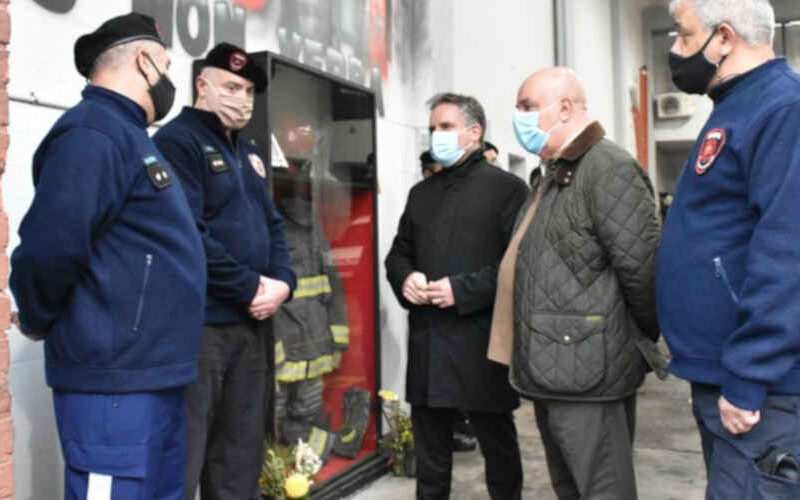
top-left (132, 254), bottom-right (153, 333)
top-left (713, 256), bottom-right (739, 304)
top-left (525, 313), bottom-right (606, 393)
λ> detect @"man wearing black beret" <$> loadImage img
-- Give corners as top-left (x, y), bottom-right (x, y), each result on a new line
top-left (154, 42), bottom-right (296, 500)
top-left (10, 12), bottom-right (207, 499)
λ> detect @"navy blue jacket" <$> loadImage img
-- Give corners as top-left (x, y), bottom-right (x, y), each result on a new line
top-left (10, 86), bottom-right (207, 393)
top-left (154, 107), bottom-right (296, 324)
top-left (657, 59), bottom-right (800, 411)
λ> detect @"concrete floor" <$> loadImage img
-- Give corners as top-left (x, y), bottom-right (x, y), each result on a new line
top-left (347, 374), bottom-right (706, 499)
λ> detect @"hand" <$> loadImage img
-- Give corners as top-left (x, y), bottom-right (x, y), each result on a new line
top-left (719, 396), bottom-right (761, 435)
top-left (402, 271), bottom-right (429, 305)
top-left (249, 276), bottom-right (290, 321)
top-left (11, 312), bottom-right (45, 342)
top-left (426, 278), bottom-right (455, 309)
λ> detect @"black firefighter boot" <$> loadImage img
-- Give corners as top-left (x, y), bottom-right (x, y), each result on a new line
top-left (332, 387), bottom-right (371, 458)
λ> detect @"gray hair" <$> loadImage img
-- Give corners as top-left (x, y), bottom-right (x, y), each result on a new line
top-left (669, 0), bottom-right (775, 46)
top-left (90, 40), bottom-right (160, 79)
top-left (427, 92), bottom-right (486, 141)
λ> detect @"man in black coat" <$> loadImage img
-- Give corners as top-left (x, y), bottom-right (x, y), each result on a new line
top-left (385, 93), bottom-right (529, 500)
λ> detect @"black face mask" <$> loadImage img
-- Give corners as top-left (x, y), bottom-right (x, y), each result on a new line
top-left (669, 29), bottom-right (728, 95)
top-left (139, 53), bottom-right (176, 122)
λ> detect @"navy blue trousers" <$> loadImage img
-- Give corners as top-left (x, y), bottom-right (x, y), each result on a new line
top-left (692, 383), bottom-right (800, 500)
top-left (54, 388), bottom-right (186, 500)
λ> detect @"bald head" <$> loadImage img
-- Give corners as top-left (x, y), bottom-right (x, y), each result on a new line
top-left (515, 66), bottom-right (591, 160)
top-left (517, 67), bottom-right (587, 114)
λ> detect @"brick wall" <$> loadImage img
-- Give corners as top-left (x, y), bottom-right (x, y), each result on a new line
top-left (0, 0), bottom-right (12, 498)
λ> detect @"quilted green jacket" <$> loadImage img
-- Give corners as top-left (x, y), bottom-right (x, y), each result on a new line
top-left (511, 122), bottom-right (661, 402)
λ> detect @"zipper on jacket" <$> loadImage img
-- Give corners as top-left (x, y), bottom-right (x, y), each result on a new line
top-left (133, 254), bottom-right (153, 332)
top-left (713, 256), bottom-right (739, 304)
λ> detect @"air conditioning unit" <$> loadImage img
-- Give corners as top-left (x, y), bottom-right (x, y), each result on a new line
top-left (656, 92), bottom-right (695, 119)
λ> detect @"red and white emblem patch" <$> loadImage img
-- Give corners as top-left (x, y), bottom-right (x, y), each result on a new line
top-left (229, 51), bottom-right (248, 72)
top-left (249, 153), bottom-right (266, 179)
top-left (696, 128), bottom-right (727, 175)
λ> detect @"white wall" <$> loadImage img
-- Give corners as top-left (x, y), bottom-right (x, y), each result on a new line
top-left (567, 0), bottom-right (618, 143)
top-left (449, 0), bottom-right (555, 178)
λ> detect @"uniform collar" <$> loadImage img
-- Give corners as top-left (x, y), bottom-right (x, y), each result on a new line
top-left (180, 106), bottom-right (240, 147)
top-left (709, 58), bottom-right (787, 104)
top-left (83, 85), bottom-right (148, 128)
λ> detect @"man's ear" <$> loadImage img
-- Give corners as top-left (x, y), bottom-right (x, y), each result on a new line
top-left (717, 23), bottom-right (738, 57)
top-left (135, 49), bottom-right (155, 83)
top-left (470, 124), bottom-right (484, 144)
top-left (559, 97), bottom-right (574, 122)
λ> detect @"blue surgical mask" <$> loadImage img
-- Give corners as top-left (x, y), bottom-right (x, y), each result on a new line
top-left (513, 103), bottom-right (560, 155)
top-left (430, 129), bottom-right (472, 168)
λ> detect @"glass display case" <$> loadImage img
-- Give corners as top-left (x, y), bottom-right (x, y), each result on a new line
top-left (194, 52), bottom-right (383, 498)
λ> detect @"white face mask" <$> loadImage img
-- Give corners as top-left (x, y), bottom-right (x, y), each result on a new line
top-left (202, 77), bottom-right (254, 130)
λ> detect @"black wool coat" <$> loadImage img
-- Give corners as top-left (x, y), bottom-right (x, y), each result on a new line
top-left (385, 150), bottom-right (529, 412)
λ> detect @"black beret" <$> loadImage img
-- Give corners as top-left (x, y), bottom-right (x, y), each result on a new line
top-left (74, 12), bottom-right (165, 78)
top-left (203, 43), bottom-right (267, 93)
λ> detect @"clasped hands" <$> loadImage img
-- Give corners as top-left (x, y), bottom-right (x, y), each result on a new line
top-left (402, 271), bottom-right (454, 308)
top-left (249, 276), bottom-right (290, 321)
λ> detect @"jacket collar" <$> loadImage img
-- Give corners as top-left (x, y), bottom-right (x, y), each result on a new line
top-left (440, 148), bottom-right (485, 179)
top-left (180, 106), bottom-right (240, 149)
top-left (550, 121), bottom-right (606, 187)
top-left (83, 85), bottom-right (148, 128)
top-left (709, 57), bottom-right (786, 104)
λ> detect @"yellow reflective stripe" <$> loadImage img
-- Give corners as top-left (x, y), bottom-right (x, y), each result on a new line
top-left (276, 360), bottom-right (307, 382)
top-left (298, 275), bottom-right (330, 288)
top-left (294, 275), bottom-right (332, 299)
top-left (276, 353), bottom-right (338, 382)
top-left (331, 325), bottom-right (349, 345)
top-left (275, 340), bottom-right (286, 365)
top-left (339, 427), bottom-right (357, 443)
top-left (309, 427), bottom-right (329, 456)
top-left (307, 355), bottom-right (334, 379)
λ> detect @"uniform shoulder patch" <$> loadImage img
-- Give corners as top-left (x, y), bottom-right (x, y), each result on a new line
top-left (248, 153), bottom-right (266, 179)
top-left (144, 156), bottom-right (172, 190)
top-left (203, 145), bottom-right (229, 174)
top-left (696, 128), bottom-right (727, 176)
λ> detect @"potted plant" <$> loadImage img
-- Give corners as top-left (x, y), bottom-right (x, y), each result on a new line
top-left (260, 439), bottom-right (323, 499)
top-left (378, 389), bottom-right (416, 477)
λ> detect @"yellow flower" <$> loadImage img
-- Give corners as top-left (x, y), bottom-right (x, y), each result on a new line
top-left (285, 473), bottom-right (310, 498)
top-left (401, 430), bottom-right (413, 444)
top-left (378, 389), bottom-right (398, 401)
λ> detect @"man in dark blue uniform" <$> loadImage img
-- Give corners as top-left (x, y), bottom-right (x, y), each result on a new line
top-left (659, 0), bottom-right (800, 498)
top-left (154, 43), bottom-right (296, 500)
top-left (10, 13), bottom-right (206, 500)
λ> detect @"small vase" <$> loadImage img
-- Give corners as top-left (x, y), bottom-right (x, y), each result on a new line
top-left (404, 453), bottom-right (416, 477)
top-left (390, 453), bottom-right (406, 476)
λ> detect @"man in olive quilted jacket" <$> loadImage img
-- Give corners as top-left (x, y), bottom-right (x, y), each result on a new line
top-left (492, 67), bottom-right (661, 500)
